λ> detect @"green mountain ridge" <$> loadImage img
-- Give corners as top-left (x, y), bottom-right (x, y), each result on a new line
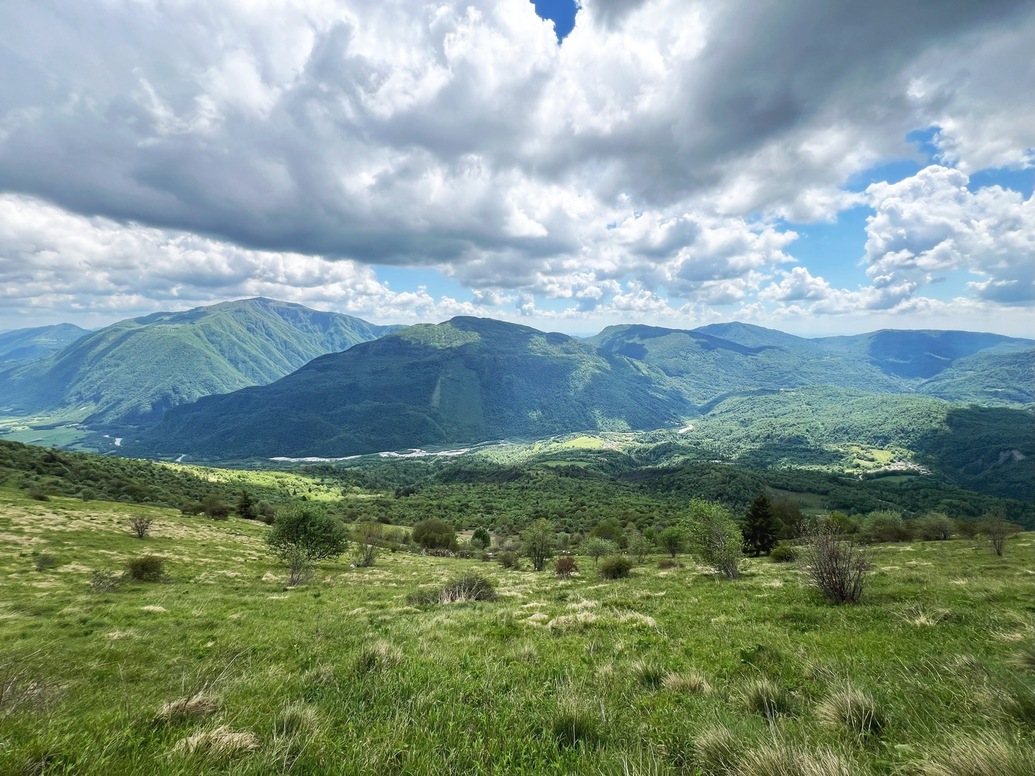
top-left (0, 298), bottom-right (397, 425)
top-left (0, 323), bottom-right (88, 366)
top-left (131, 317), bottom-right (694, 459)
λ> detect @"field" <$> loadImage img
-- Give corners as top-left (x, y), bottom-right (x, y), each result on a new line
top-left (1, 490), bottom-right (1033, 775)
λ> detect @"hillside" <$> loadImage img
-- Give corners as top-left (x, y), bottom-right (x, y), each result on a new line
top-left (589, 324), bottom-right (901, 405)
top-left (0, 298), bottom-right (397, 425)
top-left (593, 323), bottom-right (1033, 407)
top-left (132, 317), bottom-right (693, 459)
top-left (0, 323), bottom-right (87, 366)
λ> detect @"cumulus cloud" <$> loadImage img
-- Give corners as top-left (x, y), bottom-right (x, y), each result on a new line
top-left (0, 0), bottom-right (1031, 332)
top-left (863, 166), bottom-right (1034, 304)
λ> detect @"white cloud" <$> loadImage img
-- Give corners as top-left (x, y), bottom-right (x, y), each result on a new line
top-left (864, 166), bottom-right (1034, 304)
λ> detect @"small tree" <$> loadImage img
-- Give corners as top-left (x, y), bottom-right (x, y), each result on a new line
top-left (412, 518), bottom-right (456, 551)
top-left (202, 494), bottom-right (230, 521)
top-left (522, 519), bottom-right (555, 572)
top-left (581, 537), bottom-right (617, 567)
top-left (659, 526), bottom-right (686, 559)
top-left (589, 518), bottom-right (627, 548)
top-left (129, 515), bottom-right (154, 539)
top-left (555, 556), bottom-right (578, 578)
top-left (686, 500), bottom-right (742, 580)
top-left (266, 505), bottom-right (349, 585)
top-left (980, 512), bottom-right (1022, 557)
top-left (236, 490), bottom-right (258, 521)
top-left (352, 522), bottom-right (383, 568)
top-left (911, 512), bottom-right (954, 541)
top-left (861, 510), bottom-right (908, 543)
top-left (742, 494), bottom-right (780, 556)
top-left (627, 531), bottom-right (652, 564)
top-left (803, 521), bottom-right (869, 604)
top-left (471, 527), bottom-right (492, 550)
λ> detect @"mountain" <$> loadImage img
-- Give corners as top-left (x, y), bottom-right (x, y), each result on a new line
top-left (591, 323), bottom-right (1033, 407)
top-left (0, 323), bottom-right (88, 366)
top-left (813, 329), bottom-right (1033, 380)
top-left (588, 323), bottom-right (903, 405)
top-left (0, 298), bottom-right (398, 425)
top-left (131, 317), bottom-right (694, 459)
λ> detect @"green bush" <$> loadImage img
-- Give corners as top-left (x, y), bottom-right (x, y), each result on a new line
top-left (412, 518), bottom-right (456, 551)
top-left (555, 555), bottom-right (578, 578)
top-left (407, 574), bottom-right (497, 605)
top-left (126, 555), bottom-right (165, 582)
top-left (32, 553), bottom-right (58, 572)
top-left (497, 550), bottom-right (520, 569)
top-left (770, 542), bottom-right (797, 563)
top-left (598, 555), bottom-right (632, 580)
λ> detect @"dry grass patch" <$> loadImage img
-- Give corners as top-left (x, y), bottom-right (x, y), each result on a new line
top-left (919, 733), bottom-right (1035, 776)
top-left (736, 743), bottom-right (861, 776)
top-left (661, 670), bottom-right (712, 695)
top-left (693, 726), bottom-right (741, 775)
top-left (816, 686), bottom-right (885, 738)
top-left (155, 693), bottom-right (220, 725)
top-left (172, 725), bottom-right (259, 759)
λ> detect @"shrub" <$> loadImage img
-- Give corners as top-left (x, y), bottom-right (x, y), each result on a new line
top-left (555, 555), bottom-right (578, 578)
top-left (979, 513), bottom-right (1022, 557)
top-left (687, 500), bottom-right (742, 580)
top-left (582, 537), bottom-right (619, 566)
top-left (126, 555), bottom-right (165, 582)
top-left (911, 512), bottom-right (954, 541)
top-left (657, 558), bottom-right (683, 569)
top-left (266, 505), bottom-right (349, 586)
top-left (803, 522), bottom-right (869, 604)
top-left (412, 518), bottom-right (456, 551)
top-left (28, 488), bottom-right (49, 501)
top-left (32, 553), bottom-right (58, 572)
top-left (861, 510), bottom-right (909, 543)
top-left (770, 542), bottom-right (797, 563)
top-left (407, 574), bottom-right (497, 605)
top-left (599, 555), bottom-right (633, 580)
top-left (742, 678), bottom-right (794, 719)
top-left (497, 550), bottom-right (520, 570)
top-left (471, 527), bottom-right (492, 549)
top-left (816, 686), bottom-right (885, 738)
top-left (693, 727), bottom-right (741, 775)
top-left (130, 516), bottom-right (154, 539)
top-left (90, 570), bottom-right (123, 593)
top-left (523, 519), bottom-right (556, 572)
top-left (658, 526), bottom-right (686, 558)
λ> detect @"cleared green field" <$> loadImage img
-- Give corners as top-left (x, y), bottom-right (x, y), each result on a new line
top-left (1, 490), bottom-right (1032, 775)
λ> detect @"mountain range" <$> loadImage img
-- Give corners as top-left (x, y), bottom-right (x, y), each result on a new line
top-left (0, 298), bottom-right (397, 425)
top-left (0, 323), bottom-right (88, 366)
top-left (0, 299), bottom-right (1031, 503)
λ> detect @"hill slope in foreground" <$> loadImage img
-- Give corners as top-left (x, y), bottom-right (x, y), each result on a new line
top-left (0, 298), bottom-right (396, 426)
top-left (0, 489), bottom-right (1031, 774)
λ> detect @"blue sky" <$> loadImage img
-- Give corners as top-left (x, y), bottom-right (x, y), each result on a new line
top-left (0, 0), bottom-right (1032, 337)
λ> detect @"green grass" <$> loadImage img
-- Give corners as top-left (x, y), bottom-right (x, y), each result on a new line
top-left (1, 488), bottom-right (1032, 774)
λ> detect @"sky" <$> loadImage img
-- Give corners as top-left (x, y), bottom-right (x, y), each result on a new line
top-left (0, 0), bottom-right (1032, 337)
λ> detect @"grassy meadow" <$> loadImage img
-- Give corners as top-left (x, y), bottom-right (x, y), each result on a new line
top-left (1, 489), bottom-right (1033, 775)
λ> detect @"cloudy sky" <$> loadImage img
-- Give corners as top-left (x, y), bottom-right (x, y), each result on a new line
top-left (1, 0), bottom-right (1032, 336)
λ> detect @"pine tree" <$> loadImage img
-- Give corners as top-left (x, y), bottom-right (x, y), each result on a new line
top-left (236, 489), bottom-right (257, 521)
top-left (742, 494), bottom-right (780, 556)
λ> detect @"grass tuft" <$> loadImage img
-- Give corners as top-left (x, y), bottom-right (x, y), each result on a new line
top-left (693, 726), bottom-right (741, 775)
top-left (630, 659), bottom-right (666, 689)
top-left (273, 702), bottom-right (319, 739)
top-left (816, 686), bottom-right (885, 738)
top-left (735, 743), bottom-right (859, 776)
top-left (661, 670), bottom-right (713, 695)
top-left (172, 725), bottom-right (259, 759)
top-left (920, 733), bottom-right (1035, 776)
top-left (742, 678), bottom-right (794, 719)
top-left (155, 693), bottom-right (219, 725)
top-left (354, 640), bottom-right (403, 675)
top-left (551, 703), bottom-right (603, 749)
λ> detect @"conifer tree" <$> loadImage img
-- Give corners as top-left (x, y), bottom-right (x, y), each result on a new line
top-left (742, 494), bottom-right (780, 556)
